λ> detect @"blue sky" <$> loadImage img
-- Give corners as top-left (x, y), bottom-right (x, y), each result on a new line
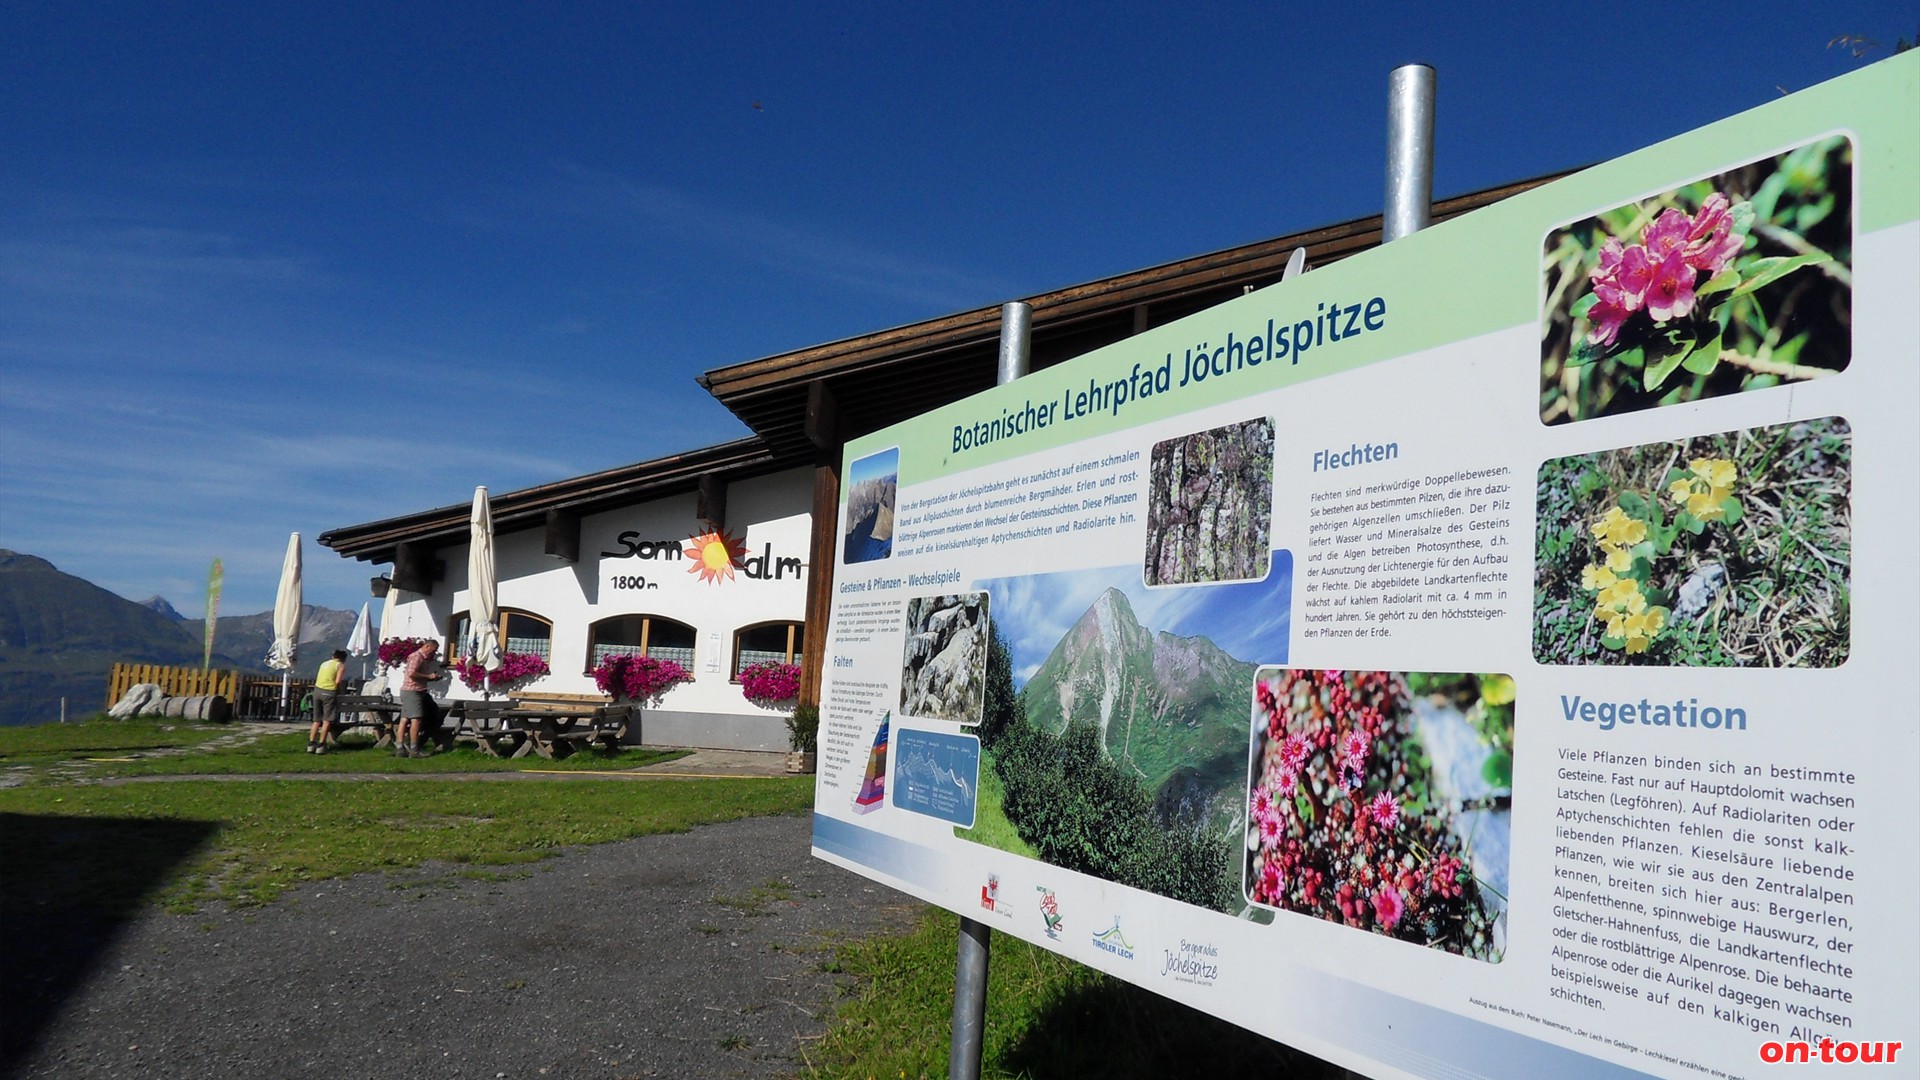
top-left (2, 2), bottom-right (1910, 614)
top-left (981, 560), bottom-right (1293, 686)
top-left (847, 446), bottom-right (899, 491)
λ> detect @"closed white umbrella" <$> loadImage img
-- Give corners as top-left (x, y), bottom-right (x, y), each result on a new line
top-left (467, 486), bottom-right (502, 695)
top-left (346, 601), bottom-right (373, 680)
top-left (377, 576), bottom-right (402, 696)
top-left (267, 532), bottom-right (303, 721)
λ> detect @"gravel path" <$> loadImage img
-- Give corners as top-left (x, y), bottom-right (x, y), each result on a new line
top-left (9, 814), bottom-right (920, 1079)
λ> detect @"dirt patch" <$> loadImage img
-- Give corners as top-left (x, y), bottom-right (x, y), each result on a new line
top-left (8, 814), bottom-right (921, 1079)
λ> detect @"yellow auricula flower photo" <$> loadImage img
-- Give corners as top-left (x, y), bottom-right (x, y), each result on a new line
top-left (1603, 543), bottom-right (1634, 573)
top-left (1590, 505), bottom-right (1647, 548)
top-left (1580, 564), bottom-right (1617, 591)
top-left (1688, 492), bottom-right (1729, 522)
top-left (1689, 458), bottom-right (1737, 490)
top-left (1669, 457), bottom-right (1738, 523)
top-left (1638, 607), bottom-right (1666, 636)
top-left (1597, 577), bottom-right (1640, 612)
top-left (1622, 607), bottom-right (1666, 654)
top-left (1590, 506), bottom-right (1629, 541)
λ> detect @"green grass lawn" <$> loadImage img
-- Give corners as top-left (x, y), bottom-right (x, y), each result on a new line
top-left (0, 716), bottom-right (231, 766)
top-left (85, 729), bottom-right (690, 778)
top-left (0, 717), bottom-right (693, 786)
top-left (804, 906), bottom-right (1340, 1080)
top-left (0, 775), bottom-right (814, 913)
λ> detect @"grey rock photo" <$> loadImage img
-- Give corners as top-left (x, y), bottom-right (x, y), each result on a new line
top-left (898, 592), bottom-right (989, 723)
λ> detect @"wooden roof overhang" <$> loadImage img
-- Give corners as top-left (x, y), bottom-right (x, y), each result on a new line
top-left (323, 171), bottom-right (1569, 569)
top-left (699, 172), bottom-right (1567, 456)
top-left (317, 436), bottom-right (790, 565)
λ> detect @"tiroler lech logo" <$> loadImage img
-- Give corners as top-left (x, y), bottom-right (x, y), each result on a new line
top-left (1036, 887), bottom-right (1063, 940)
top-left (1092, 919), bottom-right (1134, 960)
top-left (1161, 939), bottom-right (1220, 988)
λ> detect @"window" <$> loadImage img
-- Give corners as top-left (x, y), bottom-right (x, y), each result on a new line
top-left (732, 621), bottom-right (804, 679)
top-left (449, 609), bottom-right (553, 661)
top-left (586, 614), bottom-right (697, 671)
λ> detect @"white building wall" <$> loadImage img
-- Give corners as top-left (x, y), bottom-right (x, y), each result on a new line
top-left (375, 467), bottom-right (813, 751)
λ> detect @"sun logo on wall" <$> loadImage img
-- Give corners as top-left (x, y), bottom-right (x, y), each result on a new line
top-left (684, 525), bottom-right (748, 585)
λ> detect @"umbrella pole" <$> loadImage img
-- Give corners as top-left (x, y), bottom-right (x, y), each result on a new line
top-left (278, 672), bottom-right (290, 723)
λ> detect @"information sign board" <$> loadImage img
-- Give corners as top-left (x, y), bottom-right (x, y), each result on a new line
top-left (812, 55), bottom-right (1918, 1079)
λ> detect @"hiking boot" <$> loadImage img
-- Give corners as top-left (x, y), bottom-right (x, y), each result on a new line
top-left (314, 743), bottom-right (329, 755)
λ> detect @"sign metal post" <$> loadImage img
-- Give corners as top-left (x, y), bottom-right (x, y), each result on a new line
top-left (948, 300), bottom-right (1031, 1080)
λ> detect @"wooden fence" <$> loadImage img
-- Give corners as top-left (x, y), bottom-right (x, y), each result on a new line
top-left (107, 664), bottom-right (241, 708)
top-left (236, 676), bottom-right (316, 721)
top-left (106, 664), bottom-right (325, 720)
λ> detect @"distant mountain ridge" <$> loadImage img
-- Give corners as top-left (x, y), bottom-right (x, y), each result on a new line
top-left (842, 476), bottom-right (896, 563)
top-left (0, 548), bottom-right (359, 726)
top-left (181, 606), bottom-right (363, 676)
top-left (1019, 588), bottom-right (1255, 831)
top-left (140, 595), bottom-right (187, 621)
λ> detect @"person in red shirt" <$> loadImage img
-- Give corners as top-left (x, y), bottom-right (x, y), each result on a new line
top-left (398, 640), bottom-right (447, 757)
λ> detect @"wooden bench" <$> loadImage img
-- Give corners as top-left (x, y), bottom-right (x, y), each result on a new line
top-left (501, 699), bottom-right (632, 760)
top-left (330, 694), bottom-right (402, 746)
top-left (330, 694), bottom-right (463, 751)
top-left (458, 700), bottom-right (528, 758)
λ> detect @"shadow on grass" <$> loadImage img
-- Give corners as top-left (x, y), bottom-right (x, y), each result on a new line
top-left (0, 813), bottom-right (219, 1072)
top-left (997, 977), bottom-right (1347, 1080)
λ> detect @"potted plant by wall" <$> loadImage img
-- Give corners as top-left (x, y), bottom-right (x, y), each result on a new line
top-left (784, 703), bottom-right (819, 774)
top-left (370, 637), bottom-right (437, 696)
top-left (376, 638), bottom-right (436, 670)
top-left (450, 652), bottom-right (551, 696)
top-left (739, 661), bottom-right (810, 771)
top-left (591, 654), bottom-right (692, 707)
top-left (738, 660), bottom-right (801, 712)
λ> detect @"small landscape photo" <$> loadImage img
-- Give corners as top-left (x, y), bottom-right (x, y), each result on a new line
top-left (1144, 417), bottom-right (1274, 586)
top-left (899, 592), bottom-right (990, 724)
top-left (1533, 417), bottom-right (1851, 667)
top-left (1245, 668), bottom-right (1510, 962)
top-left (843, 447), bottom-right (899, 565)
top-left (961, 563), bottom-right (1294, 914)
top-left (1540, 134), bottom-right (1852, 425)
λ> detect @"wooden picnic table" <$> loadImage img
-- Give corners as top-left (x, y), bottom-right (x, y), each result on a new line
top-left (331, 695), bottom-right (462, 752)
top-left (330, 694), bottom-right (632, 759)
top-left (465, 699), bottom-right (635, 760)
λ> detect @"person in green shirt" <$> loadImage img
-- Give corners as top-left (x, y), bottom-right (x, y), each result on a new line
top-left (309, 649), bottom-right (348, 753)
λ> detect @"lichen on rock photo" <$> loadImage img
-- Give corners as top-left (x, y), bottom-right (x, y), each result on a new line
top-left (1143, 418), bottom-right (1275, 586)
